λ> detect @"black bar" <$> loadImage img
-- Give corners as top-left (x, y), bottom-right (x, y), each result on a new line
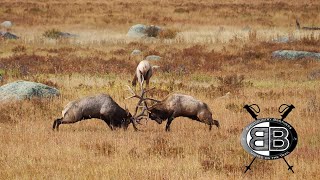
top-left (244, 157), bottom-right (256, 173)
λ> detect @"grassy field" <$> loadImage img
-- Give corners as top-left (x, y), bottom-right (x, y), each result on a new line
top-left (0, 0), bottom-right (320, 179)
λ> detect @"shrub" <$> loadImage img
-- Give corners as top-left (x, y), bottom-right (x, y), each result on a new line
top-left (158, 28), bottom-right (179, 39)
top-left (174, 8), bottom-right (190, 13)
top-left (12, 45), bottom-right (26, 53)
top-left (43, 29), bottom-right (62, 39)
top-left (145, 25), bottom-right (161, 37)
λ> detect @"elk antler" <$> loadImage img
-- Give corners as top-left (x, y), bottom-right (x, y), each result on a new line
top-left (126, 85), bottom-right (160, 125)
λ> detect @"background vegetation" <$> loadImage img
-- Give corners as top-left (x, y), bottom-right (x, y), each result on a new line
top-left (0, 0), bottom-right (319, 179)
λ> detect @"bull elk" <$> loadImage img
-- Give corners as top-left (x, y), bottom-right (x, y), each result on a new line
top-left (53, 93), bottom-right (146, 131)
top-left (127, 87), bottom-right (220, 131)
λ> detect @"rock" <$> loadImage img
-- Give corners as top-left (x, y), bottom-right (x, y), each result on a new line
top-left (127, 24), bottom-right (161, 38)
top-left (271, 36), bottom-right (292, 43)
top-left (145, 55), bottom-right (162, 61)
top-left (272, 50), bottom-right (320, 60)
top-left (58, 32), bottom-right (78, 38)
top-left (127, 24), bottom-right (147, 38)
top-left (242, 26), bottom-right (251, 31)
top-left (1, 21), bottom-right (12, 28)
top-left (0, 31), bottom-right (19, 39)
top-left (131, 49), bottom-right (142, 55)
top-left (308, 69), bottom-right (320, 80)
top-left (0, 80), bottom-right (60, 102)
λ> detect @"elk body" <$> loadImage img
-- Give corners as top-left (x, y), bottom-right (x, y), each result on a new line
top-left (147, 94), bottom-right (220, 131)
top-left (53, 94), bottom-right (138, 131)
top-left (132, 60), bottom-right (153, 88)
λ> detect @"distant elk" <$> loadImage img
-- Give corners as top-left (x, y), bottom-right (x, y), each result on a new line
top-left (53, 93), bottom-right (146, 131)
top-left (132, 60), bottom-right (159, 89)
top-left (127, 87), bottom-right (220, 131)
top-left (296, 19), bottom-right (320, 30)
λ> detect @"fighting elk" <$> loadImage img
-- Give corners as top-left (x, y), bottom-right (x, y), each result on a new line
top-left (127, 87), bottom-right (220, 131)
top-left (53, 93), bottom-right (146, 131)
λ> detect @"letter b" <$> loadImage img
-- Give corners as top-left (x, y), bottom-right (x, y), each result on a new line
top-left (270, 127), bottom-right (289, 151)
top-left (249, 127), bottom-right (269, 151)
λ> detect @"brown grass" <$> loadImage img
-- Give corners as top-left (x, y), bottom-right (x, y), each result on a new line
top-left (0, 0), bottom-right (320, 179)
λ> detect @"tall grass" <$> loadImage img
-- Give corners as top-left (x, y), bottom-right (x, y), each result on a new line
top-left (0, 0), bottom-right (320, 179)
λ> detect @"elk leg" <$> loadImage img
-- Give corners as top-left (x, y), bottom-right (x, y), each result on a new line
top-left (165, 117), bottom-right (174, 131)
top-left (56, 120), bottom-right (79, 130)
top-left (104, 120), bottom-right (113, 130)
top-left (146, 79), bottom-right (149, 89)
top-left (53, 118), bottom-right (62, 131)
top-left (132, 74), bottom-right (138, 86)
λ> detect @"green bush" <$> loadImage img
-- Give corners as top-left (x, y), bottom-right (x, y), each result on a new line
top-left (159, 28), bottom-right (179, 39)
top-left (43, 29), bottom-right (62, 39)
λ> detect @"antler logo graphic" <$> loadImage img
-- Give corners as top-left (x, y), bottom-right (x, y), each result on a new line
top-left (241, 104), bottom-right (298, 173)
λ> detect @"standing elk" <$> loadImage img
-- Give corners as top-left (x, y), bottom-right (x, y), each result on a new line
top-left (53, 93), bottom-right (145, 131)
top-left (127, 87), bottom-right (220, 131)
top-left (132, 60), bottom-right (159, 89)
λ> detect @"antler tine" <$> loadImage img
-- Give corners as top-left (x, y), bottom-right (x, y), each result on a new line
top-left (144, 97), bottom-right (161, 103)
top-left (134, 106), bottom-right (148, 121)
top-left (125, 85), bottom-right (137, 98)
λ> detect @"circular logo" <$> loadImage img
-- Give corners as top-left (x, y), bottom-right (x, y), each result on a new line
top-left (241, 118), bottom-right (298, 160)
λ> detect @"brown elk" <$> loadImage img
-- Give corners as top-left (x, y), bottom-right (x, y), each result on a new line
top-left (53, 93), bottom-right (146, 131)
top-left (132, 60), bottom-right (158, 89)
top-left (127, 87), bottom-right (220, 131)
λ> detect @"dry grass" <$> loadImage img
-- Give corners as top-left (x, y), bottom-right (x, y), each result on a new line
top-left (0, 0), bottom-right (320, 179)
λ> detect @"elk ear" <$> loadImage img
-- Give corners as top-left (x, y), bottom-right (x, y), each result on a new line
top-left (124, 104), bottom-right (130, 115)
top-left (125, 108), bottom-right (131, 116)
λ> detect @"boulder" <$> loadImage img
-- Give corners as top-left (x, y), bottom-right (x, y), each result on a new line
top-left (145, 55), bottom-right (161, 61)
top-left (0, 31), bottom-right (19, 39)
top-left (0, 80), bottom-right (60, 102)
top-left (131, 49), bottom-right (142, 55)
top-left (271, 36), bottom-right (292, 43)
top-left (58, 32), bottom-right (78, 38)
top-left (272, 50), bottom-right (320, 60)
top-left (127, 24), bottom-right (147, 38)
top-left (127, 24), bottom-right (161, 38)
top-left (1, 21), bottom-right (12, 28)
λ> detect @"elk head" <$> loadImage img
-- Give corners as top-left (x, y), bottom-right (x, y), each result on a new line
top-left (126, 85), bottom-right (160, 128)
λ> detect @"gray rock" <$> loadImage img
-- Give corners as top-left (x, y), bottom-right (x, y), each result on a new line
top-left (272, 36), bottom-right (292, 43)
top-left (272, 50), bottom-right (320, 60)
top-left (145, 55), bottom-right (162, 61)
top-left (0, 31), bottom-right (19, 39)
top-left (0, 80), bottom-right (60, 102)
top-left (1, 21), bottom-right (12, 28)
top-left (127, 24), bottom-right (161, 38)
top-left (58, 32), bottom-right (78, 38)
top-left (131, 49), bottom-right (142, 55)
top-left (127, 24), bottom-right (147, 38)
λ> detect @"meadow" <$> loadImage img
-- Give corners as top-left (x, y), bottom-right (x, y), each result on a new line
top-left (0, 0), bottom-right (320, 179)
